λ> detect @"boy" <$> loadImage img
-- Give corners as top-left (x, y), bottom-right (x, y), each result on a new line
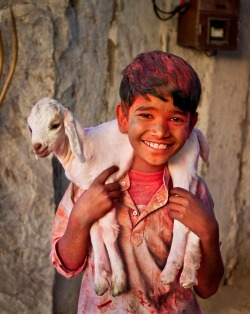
top-left (50, 51), bottom-right (224, 313)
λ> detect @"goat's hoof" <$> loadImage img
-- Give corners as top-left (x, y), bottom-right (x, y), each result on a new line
top-left (160, 270), bottom-right (177, 285)
top-left (179, 252), bottom-right (200, 288)
top-left (181, 281), bottom-right (195, 289)
top-left (110, 273), bottom-right (126, 297)
top-left (161, 277), bottom-right (174, 286)
top-left (111, 282), bottom-right (126, 297)
top-left (180, 267), bottom-right (198, 289)
top-left (95, 279), bottom-right (109, 296)
top-left (160, 261), bottom-right (182, 285)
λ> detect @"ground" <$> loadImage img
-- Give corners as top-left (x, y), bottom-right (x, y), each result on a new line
top-left (198, 275), bottom-right (250, 314)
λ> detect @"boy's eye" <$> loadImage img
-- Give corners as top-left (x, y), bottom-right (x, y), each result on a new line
top-left (170, 117), bottom-right (182, 122)
top-left (139, 113), bottom-right (152, 118)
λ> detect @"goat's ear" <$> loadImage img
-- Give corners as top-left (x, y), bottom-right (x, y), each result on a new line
top-left (196, 128), bottom-right (209, 163)
top-left (63, 109), bottom-right (86, 163)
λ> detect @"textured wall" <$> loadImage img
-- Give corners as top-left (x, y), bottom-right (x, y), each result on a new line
top-left (198, 0), bottom-right (250, 284)
top-left (0, 0), bottom-right (249, 313)
top-left (0, 4), bottom-right (56, 314)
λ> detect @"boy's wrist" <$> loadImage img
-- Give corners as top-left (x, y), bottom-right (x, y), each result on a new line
top-left (69, 204), bottom-right (93, 231)
top-left (199, 220), bottom-right (220, 246)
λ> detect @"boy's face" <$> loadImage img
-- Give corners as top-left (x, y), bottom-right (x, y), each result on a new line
top-left (116, 94), bottom-right (197, 173)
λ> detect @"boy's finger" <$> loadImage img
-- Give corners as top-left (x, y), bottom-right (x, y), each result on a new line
top-left (108, 190), bottom-right (122, 200)
top-left (168, 195), bottom-right (183, 206)
top-left (169, 188), bottom-right (194, 199)
top-left (168, 209), bottom-right (184, 221)
top-left (168, 192), bottom-right (191, 208)
top-left (105, 181), bottom-right (121, 192)
top-left (169, 187), bottom-right (191, 198)
top-left (93, 165), bottom-right (119, 185)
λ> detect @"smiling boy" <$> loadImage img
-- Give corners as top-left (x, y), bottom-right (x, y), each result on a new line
top-left (116, 93), bottom-right (197, 172)
top-left (50, 51), bottom-right (224, 313)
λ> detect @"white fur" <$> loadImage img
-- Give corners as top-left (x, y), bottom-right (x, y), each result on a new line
top-left (161, 128), bottom-right (209, 288)
top-left (27, 98), bottom-right (209, 293)
top-left (27, 98), bottom-right (133, 297)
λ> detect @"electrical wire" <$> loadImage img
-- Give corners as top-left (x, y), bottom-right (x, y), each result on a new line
top-left (152, 0), bottom-right (189, 21)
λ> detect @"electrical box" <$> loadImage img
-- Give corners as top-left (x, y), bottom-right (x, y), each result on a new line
top-left (177, 0), bottom-right (240, 51)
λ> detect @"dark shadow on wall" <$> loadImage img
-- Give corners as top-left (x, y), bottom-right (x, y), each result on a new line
top-left (52, 157), bottom-right (70, 209)
top-left (53, 272), bottom-right (82, 314)
top-left (52, 157), bottom-right (82, 313)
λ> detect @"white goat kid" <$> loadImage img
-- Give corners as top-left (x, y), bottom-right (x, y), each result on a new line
top-left (28, 98), bottom-right (133, 297)
top-left (27, 98), bottom-right (209, 293)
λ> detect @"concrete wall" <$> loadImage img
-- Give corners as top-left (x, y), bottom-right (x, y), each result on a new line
top-left (0, 0), bottom-right (249, 313)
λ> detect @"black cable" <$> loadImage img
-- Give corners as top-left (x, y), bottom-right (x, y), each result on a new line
top-left (152, 0), bottom-right (176, 14)
top-left (152, 0), bottom-right (189, 21)
top-left (152, 0), bottom-right (175, 21)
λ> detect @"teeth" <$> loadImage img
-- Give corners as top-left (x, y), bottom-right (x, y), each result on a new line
top-left (144, 141), bottom-right (167, 149)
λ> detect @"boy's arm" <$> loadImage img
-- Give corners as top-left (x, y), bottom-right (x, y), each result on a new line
top-left (54, 166), bottom-right (121, 272)
top-left (168, 179), bottom-right (224, 298)
top-left (195, 218), bottom-right (224, 298)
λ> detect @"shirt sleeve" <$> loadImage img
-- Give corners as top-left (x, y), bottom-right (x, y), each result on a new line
top-left (50, 182), bottom-right (87, 278)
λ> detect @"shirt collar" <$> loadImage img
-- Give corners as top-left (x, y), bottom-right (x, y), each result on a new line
top-left (119, 165), bottom-right (171, 191)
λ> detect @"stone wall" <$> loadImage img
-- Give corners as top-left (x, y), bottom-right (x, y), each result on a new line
top-left (0, 0), bottom-right (249, 313)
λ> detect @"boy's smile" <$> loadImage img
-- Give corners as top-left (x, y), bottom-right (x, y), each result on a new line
top-left (116, 94), bottom-right (197, 173)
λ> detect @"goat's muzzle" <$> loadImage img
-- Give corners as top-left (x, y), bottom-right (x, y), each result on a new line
top-left (32, 143), bottom-right (50, 158)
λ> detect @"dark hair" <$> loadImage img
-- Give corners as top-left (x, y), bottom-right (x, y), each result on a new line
top-left (119, 50), bottom-right (201, 114)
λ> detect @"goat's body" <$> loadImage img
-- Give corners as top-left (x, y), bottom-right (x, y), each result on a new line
top-left (63, 120), bottom-right (133, 189)
top-left (28, 98), bottom-right (209, 294)
top-left (61, 120), bottom-right (133, 296)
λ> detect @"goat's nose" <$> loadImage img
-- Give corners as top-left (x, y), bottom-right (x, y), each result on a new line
top-left (33, 143), bottom-right (42, 152)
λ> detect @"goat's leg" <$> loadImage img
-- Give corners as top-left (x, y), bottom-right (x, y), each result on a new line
top-left (179, 177), bottom-right (201, 288)
top-left (90, 222), bottom-right (111, 296)
top-left (160, 220), bottom-right (189, 285)
top-left (180, 231), bottom-right (201, 288)
top-left (99, 209), bottom-right (126, 297)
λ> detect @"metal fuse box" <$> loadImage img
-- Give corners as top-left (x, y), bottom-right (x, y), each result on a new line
top-left (177, 0), bottom-right (240, 51)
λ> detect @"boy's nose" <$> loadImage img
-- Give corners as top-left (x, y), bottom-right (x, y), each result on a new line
top-left (151, 121), bottom-right (170, 138)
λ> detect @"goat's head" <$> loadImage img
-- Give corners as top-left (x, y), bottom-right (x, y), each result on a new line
top-left (27, 98), bottom-right (86, 162)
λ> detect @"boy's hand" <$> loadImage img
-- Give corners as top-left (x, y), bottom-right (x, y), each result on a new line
top-left (168, 187), bottom-right (223, 297)
top-left (57, 166), bottom-right (121, 271)
top-left (73, 165), bottom-right (122, 228)
top-left (168, 187), bottom-right (218, 241)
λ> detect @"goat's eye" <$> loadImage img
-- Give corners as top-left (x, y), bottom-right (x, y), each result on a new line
top-left (50, 123), bottom-right (60, 130)
top-left (29, 126), bottom-right (32, 134)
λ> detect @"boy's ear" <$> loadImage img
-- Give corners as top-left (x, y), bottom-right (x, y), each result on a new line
top-left (189, 112), bottom-right (198, 134)
top-left (116, 104), bottom-right (128, 133)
